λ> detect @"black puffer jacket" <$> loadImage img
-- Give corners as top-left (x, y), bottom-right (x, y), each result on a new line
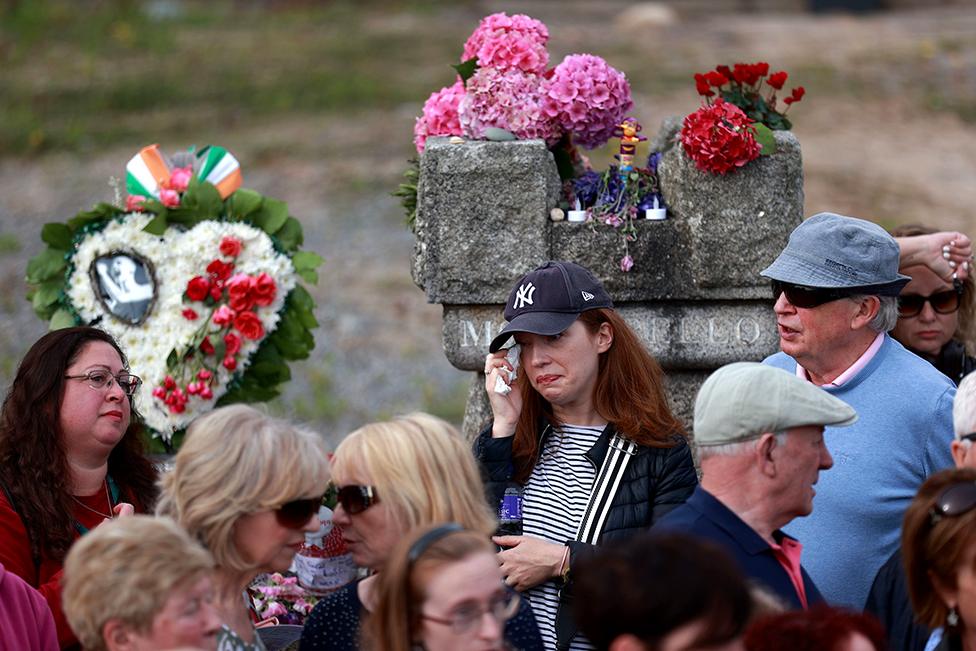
top-left (474, 421), bottom-right (698, 650)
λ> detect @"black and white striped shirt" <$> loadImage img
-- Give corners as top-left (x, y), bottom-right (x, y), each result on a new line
top-left (523, 424), bottom-right (605, 651)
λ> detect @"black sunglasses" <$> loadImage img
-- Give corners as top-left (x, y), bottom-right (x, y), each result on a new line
top-left (335, 485), bottom-right (379, 515)
top-left (929, 481), bottom-right (976, 525)
top-left (898, 283), bottom-right (963, 318)
top-left (771, 280), bottom-right (853, 309)
top-left (275, 496), bottom-right (323, 529)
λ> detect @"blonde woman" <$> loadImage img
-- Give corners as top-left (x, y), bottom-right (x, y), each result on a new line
top-left (299, 413), bottom-right (542, 651)
top-left (63, 514), bottom-right (220, 651)
top-left (158, 405), bottom-right (330, 651)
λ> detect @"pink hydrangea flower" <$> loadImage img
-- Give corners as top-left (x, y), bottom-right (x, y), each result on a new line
top-left (462, 12), bottom-right (549, 74)
top-left (413, 80), bottom-right (465, 153)
top-left (458, 68), bottom-right (559, 144)
top-left (543, 54), bottom-right (633, 149)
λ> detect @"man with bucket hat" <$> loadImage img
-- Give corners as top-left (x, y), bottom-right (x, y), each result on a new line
top-left (762, 212), bottom-right (956, 608)
top-left (658, 362), bottom-right (857, 610)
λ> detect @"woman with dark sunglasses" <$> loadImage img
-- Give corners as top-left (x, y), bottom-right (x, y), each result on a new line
top-left (300, 413), bottom-right (542, 651)
top-left (891, 224), bottom-right (976, 384)
top-left (365, 524), bottom-right (518, 651)
top-left (0, 327), bottom-right (157, 649)
top-left (902, 467), bottom-right (976, 651)
top-left (157, 404), bottom-right (330, 651)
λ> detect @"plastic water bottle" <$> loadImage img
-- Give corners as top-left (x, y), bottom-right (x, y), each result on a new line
top-left (498, 485), bottom-right (523, 536)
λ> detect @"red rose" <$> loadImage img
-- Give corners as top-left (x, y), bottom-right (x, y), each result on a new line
top-left (252, 273), bottom-right (277, 307)
top-left (219, 236), bottom-right (243, 258)
top-left (226, 274), bottom-right (255, 312)
top-left (185, 276), bottom-right (210, 302)
top-left (182, 308), bottom-right (198, 321)
top-left (234, 311), bottom-right (265, 340)
top-left (222, 355), bottom-right (237, 371)
top-left (704, 71), bottom-right (728, 87)
top-left (206, 259), bottom-right (234, 282)
top-left (767, 71), bottom-right (788, 90)
top-left (200, 337), bottom-right (215, 356)
top-left (197, 369), bottom-right (212, 381)
top-left (224, 331), bottom-right (242, 355)
top-left (209, 280), bottom-right (224, 302)
top-left (694, 73), bottom-right (714, 97)
top-left (212, 305), bottom-right (236, 326)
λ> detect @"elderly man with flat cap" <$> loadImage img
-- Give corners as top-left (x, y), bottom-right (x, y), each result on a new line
top-left (658, 362), bottom-right (857, 610)
top-left (762, 212), bottom-right (956, 609)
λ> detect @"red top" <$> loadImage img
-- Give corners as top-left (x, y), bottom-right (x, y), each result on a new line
top-left (0, 485), bottom-right (127, 649)
top-left (770, 535), bottom-right (809, 609)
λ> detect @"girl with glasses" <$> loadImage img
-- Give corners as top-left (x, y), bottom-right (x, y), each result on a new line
top-left (902, 467), bottom-right (976, 651)
top-left (157, 404), bottom-right (330, 651)
top-left (0, 326), bottom-right (157, 649)
top-left (300, 413), bottom-right (542, 651)
top-left (366, 524), bottom-right (518, 651)
top-left (891, 224), bottom-right (976, 383)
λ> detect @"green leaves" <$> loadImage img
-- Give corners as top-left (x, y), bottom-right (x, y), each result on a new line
top-left (752, 123), bottom-right (778, 156)
top-left (452, 57), bottom-right (479, 84)
top-left (292, 251), bottom-right (323, 284)
top-left (26, 248), bottom-right (67, 283)
top-left (41, 223), bottom-right (73, 250)
top-left (228, 188), bottom-right (262, 220)
top-left (250, 197), bottom-right (289, 235)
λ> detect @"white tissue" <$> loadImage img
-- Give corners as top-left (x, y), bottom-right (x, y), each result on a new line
top-left (493, 344), bottom-right (521, 395)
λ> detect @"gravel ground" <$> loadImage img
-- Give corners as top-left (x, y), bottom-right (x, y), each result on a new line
top-left (1, 2), bottom-right (974, 448)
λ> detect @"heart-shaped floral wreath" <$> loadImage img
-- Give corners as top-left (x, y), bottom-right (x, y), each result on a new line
top-left (25, 144), bottom-right (322, 451)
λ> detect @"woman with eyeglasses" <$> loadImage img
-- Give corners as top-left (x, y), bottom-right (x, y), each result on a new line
top-left (157, 404), bottom-right (330, 651)
top-left (891, 225), bottom-right (976, 384)
top-left (0, 326), bottom-right (157, 649)
top-left (299, 413), bottom-right (543, 651)
top-left (365, 524), bottom-right (519, 651)
top-left (902, 467), bottom-right (976, 651)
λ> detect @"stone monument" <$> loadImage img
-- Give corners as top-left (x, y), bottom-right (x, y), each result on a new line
top-left (412, 122), bottom-right (803, 440)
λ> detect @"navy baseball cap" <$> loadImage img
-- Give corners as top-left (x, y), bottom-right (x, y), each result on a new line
top-left (488, 261), bottom-right (613, 353)
top-left (761, 212), bottom-right (910, 295)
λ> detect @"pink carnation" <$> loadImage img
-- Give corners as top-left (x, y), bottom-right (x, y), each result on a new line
top-left (461, 12), bottom-right (549, 74)
top-left (413, 80), bottom-right (465, 154)
top-left (542, 54), bottom-right (633, 149)
top-left (458, 68), bottom-right (559, 144)
top-left (680, 98), bottom-right (761, 175)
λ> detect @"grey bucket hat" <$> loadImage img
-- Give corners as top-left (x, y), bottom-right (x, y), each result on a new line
top-left (694, 362), bottom-right (858, 446)
top-left (761, 212), bottom-right (910, 295)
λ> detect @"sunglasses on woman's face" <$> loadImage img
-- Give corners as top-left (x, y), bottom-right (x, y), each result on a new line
top-left (335, 485), bottom-right (379, 515)
top-left (929, 481), bottom-right (976, 525)
top-left (770, 280), bottom-right (853, 309)
top-left (897, 284), bottom-right (963, 318)
top-left (275, 496), bottom-right (323, 529)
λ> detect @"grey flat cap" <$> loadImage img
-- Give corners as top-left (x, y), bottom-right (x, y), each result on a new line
top-left (694, 362), bottom-right (858, 446)
top-left (761, 212), bottom-right (910, 295)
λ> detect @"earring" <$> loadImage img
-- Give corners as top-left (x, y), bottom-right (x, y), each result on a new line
top-left (947, 606), bottom-right (960, 628)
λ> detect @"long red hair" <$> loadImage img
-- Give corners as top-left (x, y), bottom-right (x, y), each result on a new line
top-left (511, 308), bottom-right (686, 483)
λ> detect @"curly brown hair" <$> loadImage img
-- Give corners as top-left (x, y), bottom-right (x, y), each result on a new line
top-left (0, 327), bottom-right (158, 564)
top-left (511, 308), bottom-right (686, 483)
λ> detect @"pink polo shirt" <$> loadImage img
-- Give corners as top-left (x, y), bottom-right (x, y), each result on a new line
top-left (796, 332), bottom-right (885, 387)
top-left (769, 535), bottom-right (808, 609)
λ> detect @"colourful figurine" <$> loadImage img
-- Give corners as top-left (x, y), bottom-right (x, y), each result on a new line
top-left (615, 117), bottom-right (646, 178)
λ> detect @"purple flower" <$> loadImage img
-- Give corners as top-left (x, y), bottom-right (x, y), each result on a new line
top-left (620, 255), bottom-right (634, 272)
top-left (573, 171), bottom-right (602, 207)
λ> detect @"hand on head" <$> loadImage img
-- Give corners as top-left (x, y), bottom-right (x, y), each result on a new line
top-left (897, 231), bottom-right (973, 282)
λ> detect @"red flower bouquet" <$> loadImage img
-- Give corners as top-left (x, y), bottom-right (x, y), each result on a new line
top-left (680, 99), bottom-right (762, 175)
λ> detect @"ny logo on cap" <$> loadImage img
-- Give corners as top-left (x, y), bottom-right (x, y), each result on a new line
top-left (513, 282), bottom-right (536, 309)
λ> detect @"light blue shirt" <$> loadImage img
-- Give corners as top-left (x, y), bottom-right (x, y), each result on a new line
top-left (765, 334), bottom-right (955, 608)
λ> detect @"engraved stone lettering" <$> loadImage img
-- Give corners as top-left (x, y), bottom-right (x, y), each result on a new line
top-left (460, 320), bottom-right (493, 347)
top-left (735, 317), bottom-right (761, 344)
